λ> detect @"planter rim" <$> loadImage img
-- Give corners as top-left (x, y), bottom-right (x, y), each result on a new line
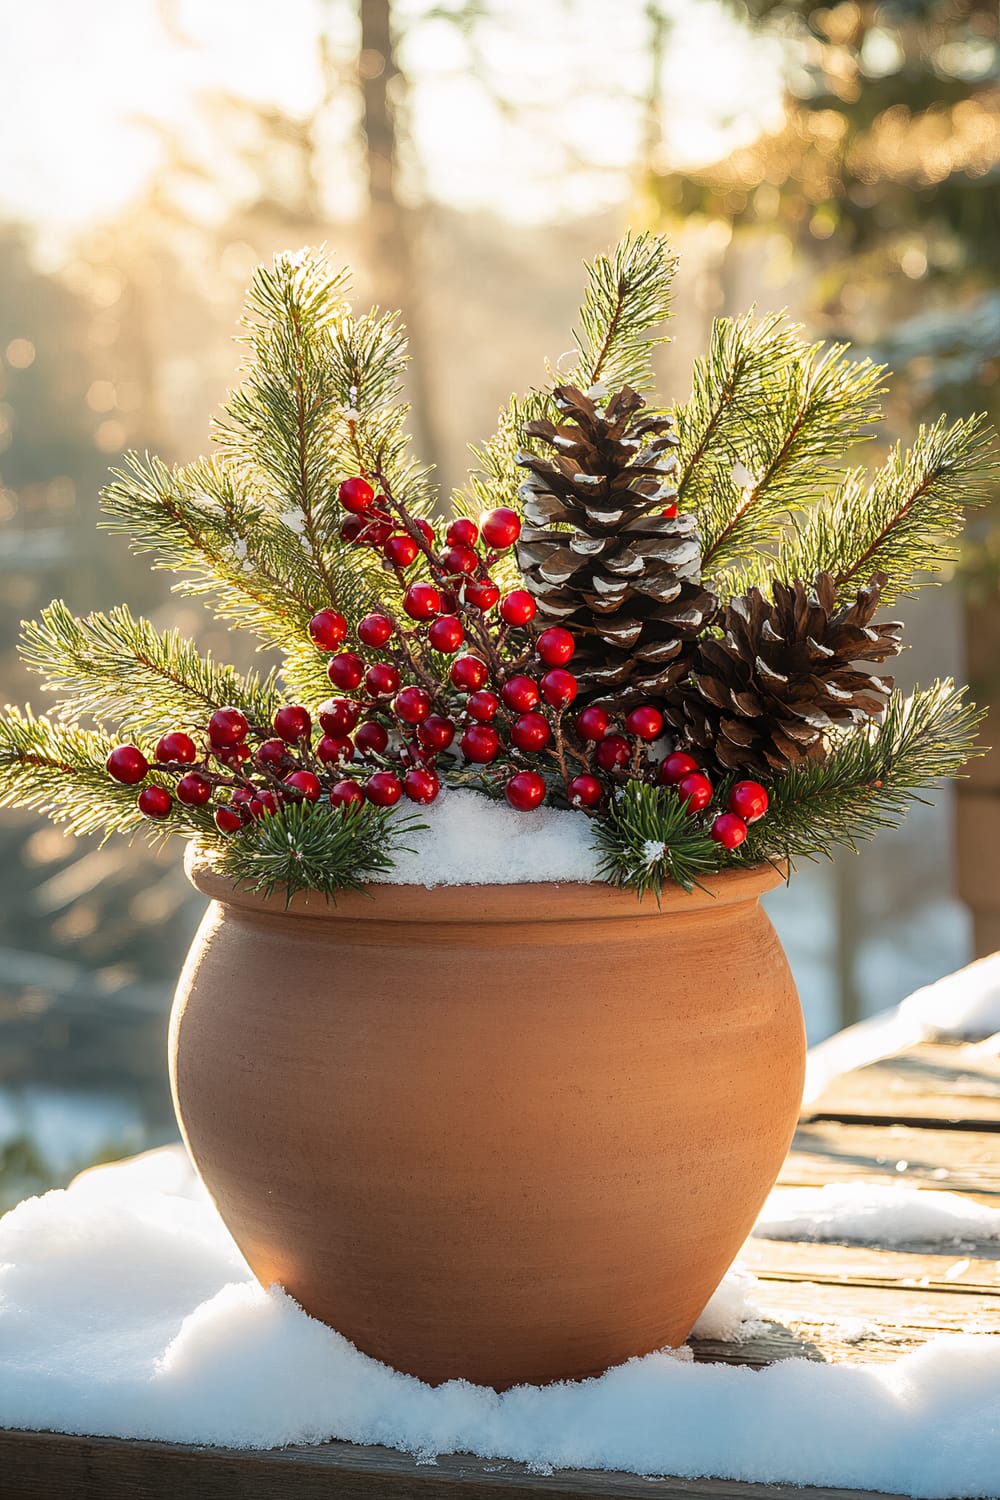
top-left (184, 842), bottom-right (786, 924)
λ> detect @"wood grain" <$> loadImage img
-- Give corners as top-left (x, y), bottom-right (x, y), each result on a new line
top-left (803, 1042), bottom-right (1000, 1129)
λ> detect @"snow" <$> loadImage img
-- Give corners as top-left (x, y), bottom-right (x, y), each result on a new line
top-left (3, 1149), bottom-right (1000, 1495)
top-left (755, 1183), bottom-right (1000, 1247)
top-left (375, 787), bottom-right (601, 886)
top-left (805, 949), bottom-right (1000, 1102)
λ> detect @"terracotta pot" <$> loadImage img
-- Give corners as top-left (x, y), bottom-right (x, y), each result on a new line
top-left (170, 849), bottom-right (805, 1389)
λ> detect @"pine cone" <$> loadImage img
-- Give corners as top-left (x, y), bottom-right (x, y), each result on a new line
top-left (515, 384), bottom-right (717, 707)
top-left (669, 572), bottom-right (904, 777)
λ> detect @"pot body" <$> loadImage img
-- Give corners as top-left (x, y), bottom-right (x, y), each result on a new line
top-left (170, 853), bottom-right (805, 1389)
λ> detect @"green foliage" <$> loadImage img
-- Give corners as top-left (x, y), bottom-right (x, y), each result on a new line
top-left (19, 600), bottom-right (281, 733)
top-left (778, 415), bottom-right (997, 606)
top-left (675, 314), bottom-right (885, 586)
top-left (743, 682), bottom-right (985, 866)
top-left (590, 781), bottom-right (721, 900)
top-left (0, 707), bottom-right (210, 844)
top-left (218, 799), bottom-right (422, 903)
top-left (574, 229), bottom-right (677, 392)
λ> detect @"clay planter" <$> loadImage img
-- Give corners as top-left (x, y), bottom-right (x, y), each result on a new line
top-left (170, 849), bottom-right (805, 1389)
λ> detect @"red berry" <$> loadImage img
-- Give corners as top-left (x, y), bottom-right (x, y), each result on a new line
top-left (327, 652), bottom-right (365, 691)
top-left (338, 476), bottom-right (375, 513)
top-left (254, 791), bottom-right (279, 817)
top-left (511, 712), bottom-right (551, 752)
top-left (536, 627), bottom-right (575, 667)
top-left (175, 773), bottom-right (212, 807)
top-left (285, 770), bottom-right (321, 802)
top-left (330, 779), bottom-right (365, 809)
top-left (460, 724), bottom-right (501, 763)
top-left (358, 613), bottom-right (393, 648)
top-left (394, 686), bottom-right (432, 725)
top-left (106, 744), bottom-right (149, 784)
top-left (446, 517), bottom-right (479, 547)
top-left (728, 780), bottom-right (769, 824)
top-left (214, 805), bottom-right (243, 833)
top-left (318, 697), bottom-right (361, 737)
top-left (441, 543), bottom-right (479, 576)
top-left (354, 721), bottom-right (390, 756)
top-left (365, 663), bottom-right (401, 698)
top-left (404, 767), bottom-right (440, 805)
top-left (403, 583), bottom-right (442, 620)
top-left (273, 705), bottom-right (312, 743)
top-left (309, 610), bottom-right (348, 651)
top-left (256, 738), bottom-right (288, 770)
top-left (427, 615), bottom-right (465, 653)
top-left (384, 533), bottom-right (419, 568)
top-left (316, 735), bottom-right (354, 764)
top-left (340, 515), bottom-right (365, 544)
top-left (595, 734), bottom-right (630, 772)
top-left (661, 501), bottom-right (678, 519)
top-left (660, 751), bottom-right (699, 786)
top-left (450, 654), bottom-right (488, 691)
top-left (505, 771), bottom-right (545, 811)
top-left (540, 668), bottom-right (578, 708)
top-left (360, 512), bottom-right (394, 548)
top-left (137, 785), bottom-right (172, 819)
top-left (209, 707), bottom-right (248, 745)
top-left (213, 741), bottom-right (251, 767)
top-left (464, 579), bottom-right (500, 612)
top-left (576, 705), bottom-right (610, 742)
top-left (677, 772), bottom-right (713, 813)
top-left (567, 774), bottom-right (603, 809)
top-left (154, 731), bottom-right (197, 765)
top-left (439, 588), bottom-right (460, 614)
top-left (499, 590), bottom-right (536, 627)
top-left (418, 715), bottom-right (455, 751)
top-left (711, 812), bottom-right (748, 849)
top-left (231, 786), bottom-right (254, 806)
top-left (501, 675), bottom-right (540, 713)
top-left (481, 506), bottom-right (522, 549)
top-left (625, 705), bottom-right (664, 741)
top-left (414, 519), bottom-right (436, 548)
top-left (467, 690), bottom-right (499, 722)
top-left (365, 771), bottom-right (403, 807)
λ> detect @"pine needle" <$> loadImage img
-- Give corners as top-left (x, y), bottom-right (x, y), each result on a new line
top-left (590, 782), bottom-right (721, 900)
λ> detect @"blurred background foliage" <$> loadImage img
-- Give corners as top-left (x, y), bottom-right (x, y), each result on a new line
top-left (1, 0), bottom-right (998, 1205)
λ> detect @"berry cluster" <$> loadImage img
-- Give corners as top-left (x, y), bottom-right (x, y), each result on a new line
top-left (105, 475), bottom-right (771, 842)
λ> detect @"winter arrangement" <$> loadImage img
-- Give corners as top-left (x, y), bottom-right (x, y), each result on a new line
top-left (0, 233), bottom-right (993, 898)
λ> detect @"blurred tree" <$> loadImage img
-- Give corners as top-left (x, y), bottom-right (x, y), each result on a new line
top-left (648, 0), bottom-right (1000, 956)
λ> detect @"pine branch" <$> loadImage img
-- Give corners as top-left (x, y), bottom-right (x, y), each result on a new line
top-left (217, 249), bottom-right (351, 597)
top-left (590, 781), bottom-right (721, 900)
top-left (18, 601), bottom-right (281, 734)
top-left (574, 230), bottom-right (677, 393)
top-left (743, 681), bottom-right (985, 865)
top-left (217, 798), bottom-right (423, 903)
top-left (101, 452), bottom-right (360, 648)
top-left (778, 416), bottom-right (996, 606)
top-left (0, 707), bottom-right (212, 844)
top-left (698, 342), bottom-right (885, 583)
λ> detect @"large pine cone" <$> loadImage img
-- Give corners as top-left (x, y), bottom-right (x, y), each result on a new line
top-left (669, 572), bottom-right (904, 777)
top-left (515, 384), bottom-right (717, 707)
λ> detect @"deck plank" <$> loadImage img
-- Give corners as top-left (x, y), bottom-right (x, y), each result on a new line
top-left (803, 1040), bottom-right (1000, 1128)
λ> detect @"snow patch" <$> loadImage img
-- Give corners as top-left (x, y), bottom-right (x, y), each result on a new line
top-left (755, 1183), bottom-right (1000, 1247)
top-left (2, 1149), bottom-right (1000, 1495)
top-left (375, 788), bottom-right (601, 887)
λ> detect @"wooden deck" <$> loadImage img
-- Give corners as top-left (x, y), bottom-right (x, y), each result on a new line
top-left (4, 1036), bottom-right (999, 1499)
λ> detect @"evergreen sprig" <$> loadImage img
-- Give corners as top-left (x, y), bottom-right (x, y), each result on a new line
top-left (590, 781), bottom-right (721, 900)
top-left (574, 229), bottom-right (677, 392)
top-left (778, 415), bottom-right (996, 605)
top-left (218, 799), bottom-right (423, 903)
top-left (743, 681), bottom-right (984, 865)
top-left (18, 601), bottom-right (281, 734)
top-left (216, 249), bottom-right (351, 599)
top-left (0, 707), bottom-right (211, 843)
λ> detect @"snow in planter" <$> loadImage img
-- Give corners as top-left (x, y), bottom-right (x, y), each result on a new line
top-left (2, 1147), bottom-right (1000, 1498)
top-left (372, 788), bottom-right (601, 886)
